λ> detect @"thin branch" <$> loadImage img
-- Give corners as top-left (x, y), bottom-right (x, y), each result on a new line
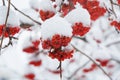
top-left (109, 0), bottom-right (117, 18)
top-left (68, 60), bottom-right (90, 80)
top-left (111, 58), bottom-right (120, 64)
top-left (57, 60), bottom-right (62, 80)
top-left (71, 44), bottom-right (113, 80)
top-left (2, 0), bottom-right (5, 6)
top-left (69, 0), bottom-right (75, 10)
top-left (73, 36), bottom-right (88, 43)
top-left (2, 36), bottom-right (18, 49)
top-left (0, 0), bottom-right (11, 54)
top-left (112, 2), bottom-right (120, 7)
top-left (7, 0), bottom-right (41, 25)
top-left (106, 39), bottom-right (120, 47)
top-left (60, 61), bottom-right (62, 80)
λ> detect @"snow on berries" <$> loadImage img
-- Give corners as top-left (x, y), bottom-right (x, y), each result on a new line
top-left (65, 4), bottom-right (91, 36)
top-left (39, 0), bottom-right (55, 21)
top-left (72, 0), bottom-right (106, 21)
top-left (0, 25), bottom-right (20, 37)
top-left (0, 6), bottom-right (20, 37)
top-left (23, 40), bottom-right (40, 54)
top-left (41, 16), bottom-right (74, 61)
top-left (83, 0), bottom-right (106, 21)
top-left (61, 3), bottom-right (72, 16)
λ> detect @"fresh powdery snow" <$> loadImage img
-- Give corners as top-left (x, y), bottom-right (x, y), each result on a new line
top-left (39, 0), bottom-right (55, 12)
top-left (18, 8), bottom-right (39, 24)
top-left (65, 4), bottom-right (91, 26)
top-left (41, 15), bottom-right (72, 40)
top-left (29, 0), bottom-right (41, 10)
top-left (0, 6), bottom-right (19, 26)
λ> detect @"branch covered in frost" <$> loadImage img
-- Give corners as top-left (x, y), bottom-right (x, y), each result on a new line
top-left (71, 44), bottom-right (113, 80)
top-left (68, 60), bottom-right (90, 80)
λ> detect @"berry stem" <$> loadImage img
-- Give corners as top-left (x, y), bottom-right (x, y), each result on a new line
top-left (60, 60), bottom-right (62, 80)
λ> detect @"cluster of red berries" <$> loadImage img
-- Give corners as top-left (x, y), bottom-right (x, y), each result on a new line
top-left (23, 40), bottom-right (40, 54)
top-left (49, 49), bottom-right (74, 61)
top-left (72, 23), bottom-right (90, 36)
top-left (72, 0), bottom-right (106, 21)
top-left (39, 10), bottom-right (55, 21)
top-left (0, 25), bottom-right (20, 37)
top-left (110, 20), bottom-right (120, 30)
top-left (29, 60), bottom-right (42, 67)
top-left (83, 63), bottom-right (97, 73)
top-left (42, 34), bottom-right (74, 61)
top-left (83, 59), bottom-right (109, 73)
top-left (118, 0), bottom-right (120, 4)
top-left (84, 0), bottom-right (106, 21)
top-left (24, 73), bottom-right (35, 80)
top-left (96, 59), bottom-right (109, 67)
top-left (61, 3), bottom-right (73, 16)
top-left (72, 0), bottom-right (87, 5)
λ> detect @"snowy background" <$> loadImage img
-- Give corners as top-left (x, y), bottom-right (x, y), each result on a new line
top-left (0, 0), bottom-right (120, 80)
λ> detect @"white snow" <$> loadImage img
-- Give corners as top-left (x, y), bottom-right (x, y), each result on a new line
top-left (0, 0), bottom-right (120, 80)
top-left (0, 6), bottom-right (20, 26)
top-left (65, 3), bottom-right (91, 26)
top-left (39, 0), bottom-right (55, 12)
top-left (41, 15), bottom-right (72, 40)
top-left (18, 8), bottom-right (39, 24)
top-left (29, 0), bottom-right (41, 10)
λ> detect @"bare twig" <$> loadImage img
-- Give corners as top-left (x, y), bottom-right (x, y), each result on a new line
top-left (60, 61), bottom-right (62, 80)
top-left (2, 0), bottom-right (5, 6)
top-left (68, 60), bottom-right (90, 80)
top-left (71, 44), bottom-right (113, 80)
top-left (57, 60), bottom-right (62, 80)
top-left (112, 3), bottom-right (120, 7)
top-left (0, 0), bottom-right (11, 54)
top-left (7, 0), bottom-right (41, 25)
top-left (2, 36), bottom-right (18, 49)
top-left (106, 39), bottom-right (120, 47)
top-left (69, 0), bottom-right (75, 11)
top-left (109, 0), bottom-right (117, 18)
top-left (111, 58), bottom-right (120, 64)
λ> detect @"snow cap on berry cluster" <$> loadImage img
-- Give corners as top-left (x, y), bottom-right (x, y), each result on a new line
top-left (29, 0), bottom-right (41, 10)
top-left (39, 0), bottom-right (55, 12)
top-left (0, 6), bottom-right (19, 26)
top-left (41, 15), bottom-right (72, 40)
top-left (65, 3), bottom-right (91, 26)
